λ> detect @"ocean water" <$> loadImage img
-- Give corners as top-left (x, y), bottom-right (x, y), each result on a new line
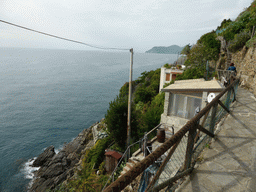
top-left (0, 48), bottom-right (177, 192)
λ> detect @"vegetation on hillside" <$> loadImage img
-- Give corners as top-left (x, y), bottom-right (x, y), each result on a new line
top-left (52, 137), bottom-right (112, 192)
top-left (185, 31), bottom-right (221, 66)
top-left (105, 68), bottom-right (164, 150)
top-left (180, 44), bottom-right (191, 55)
top-left (217, 1), bottom-right (256, 51)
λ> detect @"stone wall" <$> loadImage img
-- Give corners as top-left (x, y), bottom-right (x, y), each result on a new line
top-left (160, 114), bottom-right (188, 133)
top-left (231, 46), bottom-right (256, 96)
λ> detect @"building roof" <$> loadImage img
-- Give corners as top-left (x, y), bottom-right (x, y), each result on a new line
top-left (162, 79), bottom-right (224, 93)
top-left (105, 151), bottom-right (122, 160)
top-left (174, 78), bottom-right (205, 84)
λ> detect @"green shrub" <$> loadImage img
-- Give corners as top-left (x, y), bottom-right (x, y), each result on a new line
top-left (163, 63), bottom-right (171, 68)
top-left (181, 44), bottom-right (191, 55)
top-left (176, 67), bottom-right (205, 80)
top-left (163, 80), bottom-right (174, 88)
top-left (185, 32), bottom-right (220, 66)
top-left (228, 31), bottom-right (251, 52)
top-left (105, 95), bottom-right (128, 148)
top-left (83, 137), bottom-right (112, 169)
top-left (135, 101), bottom-right (144, 111)
top-left (133, 69), bottom-right (161, 104)
top-left (198, 32), bottom-right (221, 50)
top-left (105, 95), bottom-right (138, 149)
top-left (219, 8), bottom-right (255, 42)
top-left (246, 34), bottom-right (256, 47)
top-left (134, 86), bottom-right (156, 103)
top-left (136, 92), bottom-right (165, 137)
top-left (216, 19), bottom-right (232, 32)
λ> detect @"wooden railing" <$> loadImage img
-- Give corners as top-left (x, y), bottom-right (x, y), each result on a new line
top-left (217, 69), bottom-right (236, 86)
top-left (103, 78), bottom-right (239, 192)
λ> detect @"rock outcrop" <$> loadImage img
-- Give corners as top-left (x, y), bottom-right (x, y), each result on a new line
top-left (29, 124), bottom-right (95, 192)
top-left (216, 43), bottom-right (256, 96)
top-left (32, 145), bottom-right (55, 167)
top-left (231, 46), bottom-right (256, 96)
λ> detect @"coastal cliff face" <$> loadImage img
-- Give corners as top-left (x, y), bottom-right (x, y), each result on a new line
top-left (231, 46), bottom-right (256, 96)
top-left (29, 123), bottom-right (95, 191)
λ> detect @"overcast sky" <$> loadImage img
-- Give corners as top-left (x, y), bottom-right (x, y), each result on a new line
top-left (0, 0), bottom-right (253, 52)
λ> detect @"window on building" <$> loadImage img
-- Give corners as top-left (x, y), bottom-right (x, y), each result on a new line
top-left (166, 73), bottom-right (170, 81)
top-left (168, 93), bottom-right (202, 119)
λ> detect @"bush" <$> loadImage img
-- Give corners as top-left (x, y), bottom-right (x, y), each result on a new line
top-left (136, 93), bottom-right (165, 137)
top-left (216, 19), bottom-right (232, 32)
top-left (53, 137), bottom-right (112, 192)
top-left (228, 31), bottom-right (251, 52)
top-left (133, 69), bottom-right (161, 104)
top-left (246, 34), bottom-right (256, 47)
top-left (163, 80), bottom-right (174, 88)
top-left (83, 137), bottom-right (113, 169)
top-left (105, 95), bottom-right (138, 149)
top-left (185, 32), bottom-right (220, 66)
top-left (176, 67), bottom-right (205, 80)
top-left (105, 95), bottom-right (128, 148)
top-left (198, 32), bottom-right (221, 50)
top-left (219, 8), bottom-right (256, 42)
top-left (134, 86), bottom-right (156, 103)
top-left (181, 44), bottom-right (191, 55)
top-left (163, 63), bottom-right (171, 68)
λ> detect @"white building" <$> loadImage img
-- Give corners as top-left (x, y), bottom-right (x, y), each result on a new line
top-left (160, 79), bottom-right (225, 133)
top-left (159, 67), bottom-right (183, 92)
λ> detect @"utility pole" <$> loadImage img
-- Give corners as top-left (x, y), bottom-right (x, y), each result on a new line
top-left (127, 48), bottom-right (133, 158)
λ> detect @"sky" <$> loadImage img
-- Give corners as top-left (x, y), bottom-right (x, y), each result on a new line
top-left (0, 0), bottom-right (254, 52)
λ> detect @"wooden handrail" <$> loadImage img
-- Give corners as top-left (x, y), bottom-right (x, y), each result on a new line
top-left (103, 79), bottom-right (239, 192)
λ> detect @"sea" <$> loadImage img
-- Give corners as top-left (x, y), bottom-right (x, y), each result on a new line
top-left (0, 47), bottom-right (178, 192)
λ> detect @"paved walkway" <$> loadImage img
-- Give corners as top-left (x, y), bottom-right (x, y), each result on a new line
top-left (176, 87), bottom-right (256, 192)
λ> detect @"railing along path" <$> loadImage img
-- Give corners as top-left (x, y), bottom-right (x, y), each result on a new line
top-left (103, 79), bottom-right (239, 192)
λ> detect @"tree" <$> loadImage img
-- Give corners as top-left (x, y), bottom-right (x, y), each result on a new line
top-left (105, 95), bottom-right (128, 148)
top-left (105, 95), bottom-right (138, 149)
top-left (136, 93), bottom-right (165, 137)
top-left (185, 32), bottom-right (220, 66)
top-left (176, 67), bottom-right (205, 80)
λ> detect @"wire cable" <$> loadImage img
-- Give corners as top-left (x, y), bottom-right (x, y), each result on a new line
top-left (0, 19), bottom-right (131, 51)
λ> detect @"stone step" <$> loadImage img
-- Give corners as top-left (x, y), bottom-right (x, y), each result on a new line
top-left (120, 170), bottom-right (126, 176)
top-left (123, 165), bottom-right (131, 172)
top-left (126, 162), bottom-right (134, 169)
top-left (128, 157), bottom-right (140, 165)
top-left (119, 156), bottom-right (144, 177)
top-left (133, 155), bottom-right (144, 161)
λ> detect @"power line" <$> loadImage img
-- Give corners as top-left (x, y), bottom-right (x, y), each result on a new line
top-left (0, 19), bottom-right (130, 51)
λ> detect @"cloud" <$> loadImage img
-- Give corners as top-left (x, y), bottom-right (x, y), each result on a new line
top-left (0, 0), bottom-right (253, 51)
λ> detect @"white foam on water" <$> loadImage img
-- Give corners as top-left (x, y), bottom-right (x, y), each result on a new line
top-left (22, 158), bottom-right (40, 180)
top-left (21, 158), bottom-right (40, 189)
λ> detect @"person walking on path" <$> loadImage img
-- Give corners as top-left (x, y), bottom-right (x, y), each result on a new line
top-left (227, 63), bottom-right (237, 74)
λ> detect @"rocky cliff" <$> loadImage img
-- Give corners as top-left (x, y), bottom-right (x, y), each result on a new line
top-left (230, 46), bottom-right (256, 96)
top-left (216, 35), bottom-right (256, 96)
top-left (28, 122), bottom-right (96, 191)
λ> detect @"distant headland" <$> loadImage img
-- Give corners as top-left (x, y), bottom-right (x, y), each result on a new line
top-left (145, 45), bottom-right (184, 54)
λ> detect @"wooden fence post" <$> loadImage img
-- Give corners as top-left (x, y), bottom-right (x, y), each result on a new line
top-left (184, 125), bottom-right (197, 170)
top-left (209, 103), bottom-right (218, 134)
